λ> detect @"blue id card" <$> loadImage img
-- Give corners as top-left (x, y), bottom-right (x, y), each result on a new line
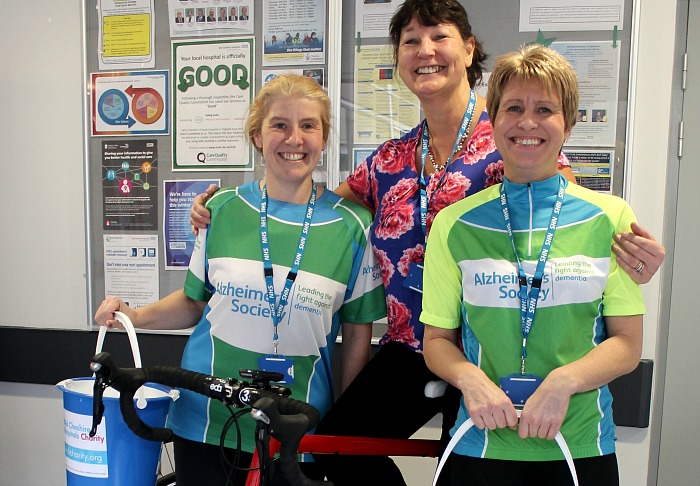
top-left (258, 355), bottom-right (295, 384)
top-left (499, 374), bottom-right (543, 406)
top-left (402, 262), bottom-right (424, 293)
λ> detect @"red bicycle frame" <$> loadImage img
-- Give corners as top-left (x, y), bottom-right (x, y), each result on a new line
top-left (245, 434), bottom-right (442, 486)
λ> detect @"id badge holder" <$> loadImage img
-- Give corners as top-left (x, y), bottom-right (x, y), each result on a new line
top-left (402, 262), bottom-right (424, 294)
top-left (499, 373), bottom-right (543, 407)
top-left (258, 355), bottom-right (295, 384)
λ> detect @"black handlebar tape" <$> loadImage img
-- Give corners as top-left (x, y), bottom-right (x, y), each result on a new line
top-left (118, 382), bottom-right (174, 443)
top-left (122, 366), bottom-right (227, 442)
top-left (254, 397), bottom-right (331, 486)
top-left (143, 366), bottom-right (230, 401)
top-left (114, 366), bottom-right (251, 442)
top-left (108, 367), bottom-right (172, 443)
top-left (273, 395), bottom-right (321, 428)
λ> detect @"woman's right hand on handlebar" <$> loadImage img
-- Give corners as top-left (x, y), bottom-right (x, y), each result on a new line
top-left (94, 296), bottom-right (135, 329)
top-left (189, 184), bottom-right (219, 234)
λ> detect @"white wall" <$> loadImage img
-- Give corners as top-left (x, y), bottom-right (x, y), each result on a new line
top-left (0, 0), bottom-right (679, 484)
top-left (0, 0), bottom-right (89, 482)
top-left (616, 0), bottom-right (677, 483)
top-left (0, 0), bottom-right (87, 329)
top-left (0, 383), bottom-right (67, 484)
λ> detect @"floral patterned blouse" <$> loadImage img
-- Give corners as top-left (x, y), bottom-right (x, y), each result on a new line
top-left (346, 111), bottom-right (571, 352)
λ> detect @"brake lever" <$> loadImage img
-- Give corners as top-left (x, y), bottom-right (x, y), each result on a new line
top-left (90, 365), bottom-right (108, 437)
top-left (89, 352), bottom-right (117, 437)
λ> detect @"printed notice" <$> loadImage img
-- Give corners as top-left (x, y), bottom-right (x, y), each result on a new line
top-left (355, 0), bottom-right (401, 39)
top-left (566, 150), bottom-right (613, 193)
top-left (98, 0), bottom-right (155, 69)
top-left (172, 38), bottom-right (254, 170)
top-left (354, 45), bottom-right (420, 144)
top-left (262, 0), bottom-right (326, 66)
top-left (164, 179), bottom-right (220, 269)
top-left (91, 71), bottom-right (169, 136)
top-left (168, 0), bottom-right (254, 37)
top-left (102, 139), bottom-right (158, 230)
top-left (554, 41), bottom-right (620, 147)
top-left (104, 234), bottom-right (159, 307)
top-left (519, 0), bottom-right (625, 32)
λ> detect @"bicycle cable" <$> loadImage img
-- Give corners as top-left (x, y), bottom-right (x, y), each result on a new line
top-left (220, 405), bottom-right (255, 485)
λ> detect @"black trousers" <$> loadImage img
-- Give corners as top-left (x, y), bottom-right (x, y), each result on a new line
top-left (313, 341), bottom-right (461, 486)
top-left (173, 435), bottom-right (253, 486)
top-left (449, 453), bottom-right (619, 486)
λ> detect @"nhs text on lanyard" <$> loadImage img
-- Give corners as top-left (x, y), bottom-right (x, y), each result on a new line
top-left (404, 89), bottom-right (477, 294)
top-left (498, 176), bottom-right (565, 406)
top-left (258, 183), bottom-right (317, 384)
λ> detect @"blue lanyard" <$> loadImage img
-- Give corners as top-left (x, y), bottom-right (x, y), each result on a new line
top-left (419, 89), bottom-right (477, 243)
top-left (259, 182), bottom-right (317, 354)
top-left (500, 175), bottom-right (566, 375)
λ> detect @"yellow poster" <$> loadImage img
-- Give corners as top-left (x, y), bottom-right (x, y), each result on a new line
top-left (98, 0), bottom-right (155, 69)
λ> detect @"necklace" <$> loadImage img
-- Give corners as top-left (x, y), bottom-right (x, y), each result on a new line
top-left (421, 90), bottom-right (477, 176)
top-left (427, 130), bottom-right (468, 172)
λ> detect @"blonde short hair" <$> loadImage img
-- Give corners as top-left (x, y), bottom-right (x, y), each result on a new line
top-left (487, 44), bottom-right (579, 131)
top-left (245, 74), bottom-right (330, 153)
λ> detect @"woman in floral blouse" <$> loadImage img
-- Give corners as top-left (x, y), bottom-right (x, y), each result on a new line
top-left (314, 3), bottom-right (574, 483)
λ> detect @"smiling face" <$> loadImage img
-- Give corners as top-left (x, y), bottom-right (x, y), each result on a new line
top-left (396, 18), bottom-right (473, 101)
top-left (493, 78), bottom-right (571, 184)
top-left (253, 96), bottom-right (325, 198)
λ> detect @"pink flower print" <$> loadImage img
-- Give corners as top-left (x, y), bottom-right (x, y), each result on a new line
top-left (426, 172), bottom-right (470, 230)
top-left (375, 139), bottom-right (416, 174)
top-left (397, 244), bottom-right (425, 277)
top-left (485, 161), bottom-right (504, 187)
top-left (372, 246), bottom-right (395, 287)
top-left (347, 162), bottom-right (371, 200)
top-left (463, 120), bottom-right (497, 163)
top-left (375, 202), bottom-right (416, 240)
top-left (381, 178), bottom-right (418, 208)
top-left (371, 176), bottom-right (380, 209)
top-left (382, 294), bottom-right (419, 348)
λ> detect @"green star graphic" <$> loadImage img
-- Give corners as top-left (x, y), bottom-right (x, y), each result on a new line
top-left (526, 30), bottom-right (556, 47)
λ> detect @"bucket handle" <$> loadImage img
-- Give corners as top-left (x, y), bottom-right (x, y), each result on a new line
top-left (96, 311), bottom-right (147, 409)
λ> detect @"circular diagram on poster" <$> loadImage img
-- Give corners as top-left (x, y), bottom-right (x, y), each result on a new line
top-left (98, 89), bottom-right (129, 124)
top-left (131, 89), bottom-right (164, 125)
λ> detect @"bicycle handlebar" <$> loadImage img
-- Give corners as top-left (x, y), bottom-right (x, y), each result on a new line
top-left (89, 352), bottom-right (329, 486)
